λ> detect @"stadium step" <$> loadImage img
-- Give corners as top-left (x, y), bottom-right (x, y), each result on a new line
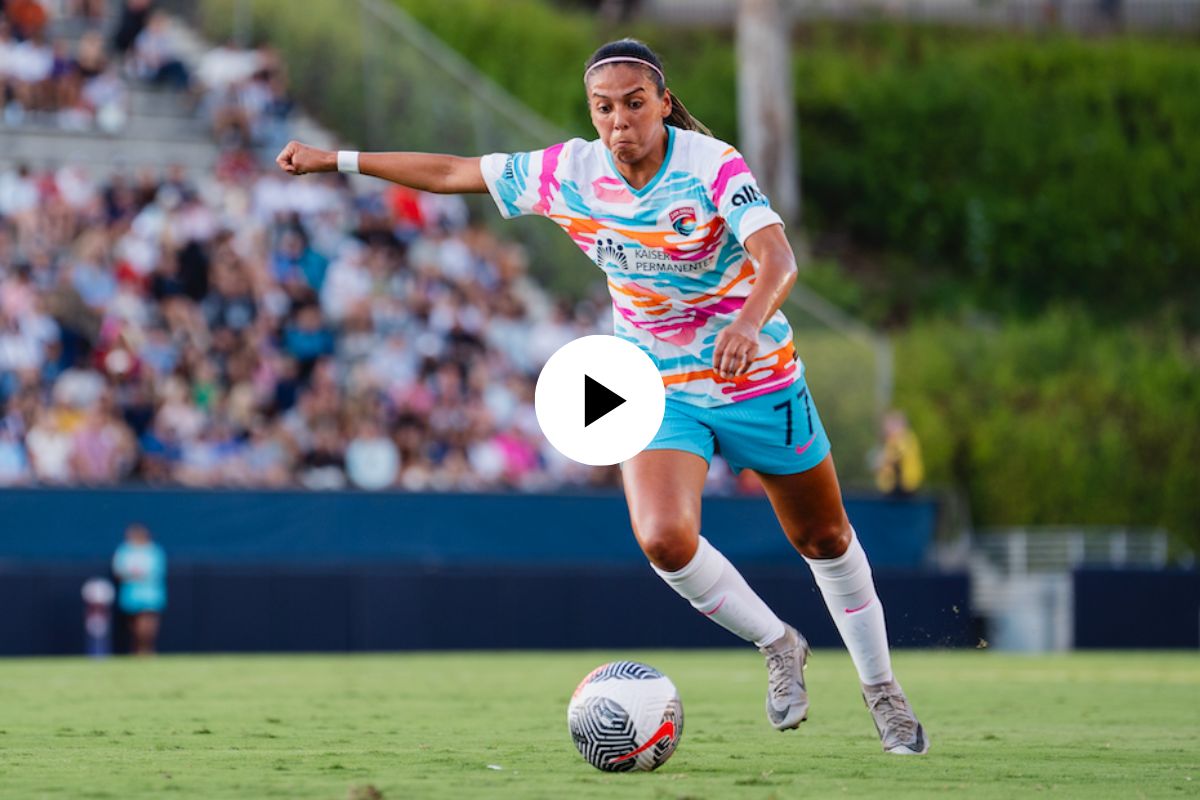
top-left (128, 86), bottom-right (197, 119)
top-left (2, 111), bottom-right (210, 142)
top-left (1, 122), bottom-right (218, 174)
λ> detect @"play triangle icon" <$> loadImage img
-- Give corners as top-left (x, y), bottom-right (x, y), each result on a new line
top-left (584, 374), bottom-right (626, 427)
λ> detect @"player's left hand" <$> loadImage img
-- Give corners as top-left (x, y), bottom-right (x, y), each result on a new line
top-left (713, 319), bottom-right (759, 379)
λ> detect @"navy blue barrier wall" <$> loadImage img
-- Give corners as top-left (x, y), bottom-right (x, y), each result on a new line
top-left (0, 562), bottom-right (971, 656)
top-left (0, 488), bottom-right (936, 567)
top-left (1074, 569), bottom-right (1200, 648)
top-left (0, 488), bottom-right (958, 655)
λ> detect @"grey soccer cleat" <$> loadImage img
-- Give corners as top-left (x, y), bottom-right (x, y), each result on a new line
top-left (759, 624), bottom-right (811, 730)
top-left (862, 680), bottom-right (930, 754)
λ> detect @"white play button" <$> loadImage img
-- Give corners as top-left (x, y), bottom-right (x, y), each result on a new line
top-left (534, 335), bottom-right (666, 466)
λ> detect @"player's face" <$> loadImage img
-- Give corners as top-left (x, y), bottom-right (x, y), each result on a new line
top-left (586, 65), bottom-right (671, 165)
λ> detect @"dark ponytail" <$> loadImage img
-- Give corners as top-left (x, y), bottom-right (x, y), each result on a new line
top-left (584, 38), bottom-right (712, 137)
top-left (664, 90), bottom-right (712, 137)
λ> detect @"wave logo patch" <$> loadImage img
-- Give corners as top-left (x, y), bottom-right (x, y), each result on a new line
top-left (669, 206), bottom-right (697, 237)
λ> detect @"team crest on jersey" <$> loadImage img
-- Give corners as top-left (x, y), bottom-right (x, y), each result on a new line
top-left (668, 207), bottom-right (697, 237)
top-left (595, 238), bottom-right (628, 271)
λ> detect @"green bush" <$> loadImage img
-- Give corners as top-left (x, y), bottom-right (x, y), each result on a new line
top-left (794, 27), bottom-right (1200, 323)
top-left (894, 310), bottom-right (1200, 552)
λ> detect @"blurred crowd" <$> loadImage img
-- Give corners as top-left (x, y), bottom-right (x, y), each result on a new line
top-left (1, 0), bottom-right (125, 131)
top-left (0, 156), bottom-right (628, 491)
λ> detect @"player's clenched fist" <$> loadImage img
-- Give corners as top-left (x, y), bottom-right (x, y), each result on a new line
top-left (275, 141), bottom-right (335, 176)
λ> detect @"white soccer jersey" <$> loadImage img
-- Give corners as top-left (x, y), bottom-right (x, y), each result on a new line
top-left (481, 125), bottom-right (798, 407)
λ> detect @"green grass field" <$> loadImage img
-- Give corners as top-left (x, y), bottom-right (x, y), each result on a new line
top-left (0, 650), bottom-right (1195, 799)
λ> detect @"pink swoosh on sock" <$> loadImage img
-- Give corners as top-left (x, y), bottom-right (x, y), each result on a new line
top-left (844, 599), bottom-right (872, 614)
top-left (701, 596), bottom-right (727, 616)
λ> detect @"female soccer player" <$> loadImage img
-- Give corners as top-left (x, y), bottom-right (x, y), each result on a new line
top-left (277, 38), bottom-right (927, 755)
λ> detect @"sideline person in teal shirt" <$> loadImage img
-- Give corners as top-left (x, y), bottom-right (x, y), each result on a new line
top-left (111, 523), bottom-right (166, 655)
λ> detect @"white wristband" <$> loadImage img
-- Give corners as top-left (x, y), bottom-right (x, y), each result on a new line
top-left (336, 150), bottom-right (360, 174)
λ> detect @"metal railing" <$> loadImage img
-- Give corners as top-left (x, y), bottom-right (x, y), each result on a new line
top-left (971, 526), bottom-right (1173, 575)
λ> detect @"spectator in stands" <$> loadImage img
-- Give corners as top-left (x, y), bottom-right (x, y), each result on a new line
top-left (239, 418), bottom-right (292, 486)
top-left (256, 68), bottom-right (293, 161)
top-left (873, 410), bottom-right (924, 497)
top-left (111, 0), bottom-right (152, 58)
top-left (5, 26), bottom-right (53, 115)
top-left (0, 21), bottom-right (13, 109)
top-left (81, 63), bottom-right (127, 132)
top-left (74, 29), bottom-right (106, 82)
top-left (48, 37), bottom-right (83, 122)
top-left (0, 416), bottom-right (31, 484)
top-left (0, 163), bottom-right (37, 217)
top-left (67, 0), bottom-right (108, 23)
top-left (271, 225), bottom-right (327, 292)
top-left (130, 10), bottom-right (189, 90)
top-left (16, 27), bottom-right (123, 130)
top-left (283, 301), bottom-right (334, 378)
top-left (300, 419), bottom-right (346, 490)
top-left (111, 522), bottom-right (166, 655)
top-left (4, 0), bottom-right (48, 41)
top-left (70, 392), bottom-right (136, 483)
top-left (25, 404), bottom-right (74, 482)
top-left (345, 417), bottom-right (399, 490)
top-left (195, 37), bottom-right (260, 144)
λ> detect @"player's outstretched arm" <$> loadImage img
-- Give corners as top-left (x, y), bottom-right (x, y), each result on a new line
top-left (275, 141), bottom-right (487, 194)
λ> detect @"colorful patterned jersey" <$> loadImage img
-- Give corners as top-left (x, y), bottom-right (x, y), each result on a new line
top-left (480, 125), bottom-right (798, 407)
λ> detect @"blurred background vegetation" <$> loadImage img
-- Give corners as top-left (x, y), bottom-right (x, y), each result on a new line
top-left (195, 0), bottom-right (1199, 551)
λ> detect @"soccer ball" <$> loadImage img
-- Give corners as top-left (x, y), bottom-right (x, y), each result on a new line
top-left (567, 661), bottom-right (683, 772)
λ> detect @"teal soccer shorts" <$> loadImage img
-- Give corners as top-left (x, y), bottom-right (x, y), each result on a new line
top-left (643, 373), bottom-right (831, 475)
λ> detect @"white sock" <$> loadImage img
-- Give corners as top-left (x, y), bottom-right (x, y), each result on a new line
top-left (804, 530), bottom-right (894, 685)
top-left (653, 536), bottom-right (786, 648)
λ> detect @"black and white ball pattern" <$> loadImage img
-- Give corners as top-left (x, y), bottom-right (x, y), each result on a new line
top-left (567, 661), bottom-right (684, 772)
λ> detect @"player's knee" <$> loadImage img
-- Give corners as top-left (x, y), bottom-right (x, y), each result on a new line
top-left (792, 517), bottom-right (852, 559)
top-left (636, 515), bottom-right (699, 572)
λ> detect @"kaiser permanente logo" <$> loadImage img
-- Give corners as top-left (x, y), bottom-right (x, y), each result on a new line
top-left (595, 237), bottom-right (714, 274)
top-left (594, 238), bottom-right (629, 271)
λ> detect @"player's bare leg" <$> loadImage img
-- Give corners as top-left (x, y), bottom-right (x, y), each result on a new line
top-left (755, 453), bottom-right (929, 753)
top-left (622, 449), bottom-right (706, 572)
top-left (623, 449), bottom-right (808, 730)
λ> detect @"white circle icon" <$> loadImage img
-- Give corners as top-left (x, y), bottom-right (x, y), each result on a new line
top-left (534, 335), bottom-right (666, 466)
